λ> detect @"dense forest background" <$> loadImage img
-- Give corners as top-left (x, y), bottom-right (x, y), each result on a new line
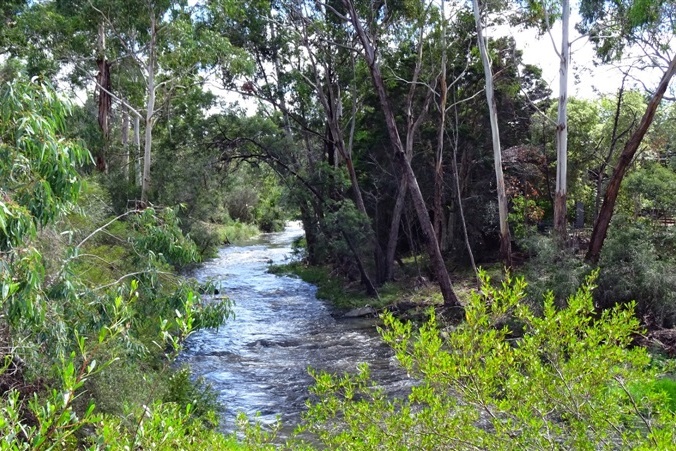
top-left (1, 0), bottom-right (676, 448)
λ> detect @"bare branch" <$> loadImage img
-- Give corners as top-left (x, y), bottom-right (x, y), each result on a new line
top-left (77, 210), bottom-right (142, 250)
top-left (89, 73), bottom-right (144, 119)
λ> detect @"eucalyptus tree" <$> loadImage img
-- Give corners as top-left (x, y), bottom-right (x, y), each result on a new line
top-left (591, 88), bottom-right (647, 220)
top-left (290, 0), bottom-right (384, 289)
top-left (224, 0), bottom-right (460, 298)
top-left (83, 0), bottom-right (250, 204)
top-left (533, 97), bottom-right (599, 218)
top-left (453, 34), bottom-right (548, 260)
top-left (386, 0), bottom-right (481, 281)
top-left (429, 2), bottom-right (477, 258)
top-left (8, 0), bottom-right (250, 205)
top-left (516, 0), bottom-right (573, 241)
top-left (554, 0), bottom-right (571, 241)
top-left (339, 0), bottom-right (461, 308)
top-left (0, 80), bottom-right (90, 320)
top-left (373, 0), bottom-right (446, 283)
top-left (582, 0), bottom-right (676, 262)
top-left (207, 0), bottom-right (378, 290)
top-left (212, 0), bottom-right (437, 291)
top-left (472, 0), bottom-right (512, 266)
top-left (434, 0), bottom-right (450, 249)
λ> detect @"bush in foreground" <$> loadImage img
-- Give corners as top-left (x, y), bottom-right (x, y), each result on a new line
top-left (297, 271), bottom-right (676, 450)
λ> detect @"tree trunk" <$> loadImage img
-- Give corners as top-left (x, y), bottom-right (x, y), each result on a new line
top-left (384, 177), bottom-right (408, 281)
top-left (300, 203), bottom-right (320, 265)
top-left (451, 100), bottom-right (478, 281)
top-left (96, 21), bottom-right (110, 173)
top-left (594, 82), bottom-right (626, 222)
top-left (434, 2), bottom-right (448, 247)
top-left (140, 13), bottom-right (157, 205)
top-left (121, 103), bottom-right (130, 183)
top-left (133, 115), bottom-right (141, 187)
top-left (554, 0), bottom-right (571, 242)
top-left (382, 27), bottom-right (432, 282)
top-left (342, 230), bottom-right (378, 296)
top-left (586, 53), bottom-right (676, 263)
top-left (299, 12), bottom-right (383, 290)
top-left (343, 0), bottom-right (461, 308)
top-left (472, 0), bottom-right (512, 267)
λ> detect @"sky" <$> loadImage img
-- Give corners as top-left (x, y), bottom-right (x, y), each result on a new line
top-left (498, 9), bottom-right (673, 101)
top-left (510, 24), bottom-right (621, 99)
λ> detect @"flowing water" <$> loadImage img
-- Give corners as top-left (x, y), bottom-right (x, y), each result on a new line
top-left (179, 222), bottom-right (410, 434)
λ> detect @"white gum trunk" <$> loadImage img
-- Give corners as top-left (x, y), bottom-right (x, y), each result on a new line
top-left (141, 13), bottom-right (157, 205)
top-left (554, 0), bottom-right (571, 240)
top-left (472, 0), bottom-right (512, 265)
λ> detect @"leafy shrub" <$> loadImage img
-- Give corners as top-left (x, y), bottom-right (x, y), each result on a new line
top-left (298, 271), bottom-right (676, 449)
top-left (0, 80), bottom-right (90, 250)
top-left (0, 79), bottom-right (235, 450)
top-left (163, 366), bottom-right (221, 428)
top-left (225, 186), bottom-right (258, 223)
top-left (256, 207), bottom-right (286, 233)
top-left (308, 199), bottom-right (373, 277)
top-left (189, 221), bottom-right (227, 257)
top-left (519, 234), bottom-right (591, 308)
top-left (189, 220), bottom-right (260, 258)
top-left (629, 377), bottom-right (676, 414)
top-left (94, 401), bottom-right (244, 450)
top-left (597, 218), bottom-right (676, 327)
top-left (130, 207), bottom-right (201, 269)
top-left (625, 164), bottom-right (676, 216)
top-left (85, 359), bottom-right (165, 418)
top-left (508, 195), bottom-right (545, 239)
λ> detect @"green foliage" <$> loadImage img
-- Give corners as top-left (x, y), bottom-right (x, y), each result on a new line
top-left (254, 195), bottom-right (286, 233)
top-left (299, 271), bottom-right (676, 449)
top-left (224, 185), bottom-right (259, 223)
top-left (163, 366), bottom-right (222, 427)
top-left (189, 220), bottom-right (260, 258)
top-left (0, 80), bottom-right (91, 325)
top-left (579, 0), bottom-right (674, 61)
top-left (300, 194), bottom-right (374, 271)
top-left (508, 195), bottom-right (545, 239)
top-left (85, 359), bottom-right (164, 418)
top-left (0, 79), bottom-right (235, 449)
top-left (596, 218), bottom-right (676, 327)
top-left (130, 207), bottom-right (201, 269)
top-left (0, 79), bottom-right (90, 250)
top-left (94, 401), bottom-right (244, 450)
top-left (0, 210), bottom-right (233, 449)
top-left (234, 413), bottom-right (284, 451)
top-left (0, 289), bottom-right (135, 449)
top-left (629, 377), bottom-right (676, 414)
top-left (520, 235), bottom-right (591, 306)
top-left (625, 164), bottom-right (676, 215)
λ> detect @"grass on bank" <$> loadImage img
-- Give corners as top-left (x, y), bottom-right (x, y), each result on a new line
top-left (269, 261), bottom-right (392, 310)
top-left (269, 258), bottom-right (503, 314)
top-left (190, 220), bottom-right (260, 257)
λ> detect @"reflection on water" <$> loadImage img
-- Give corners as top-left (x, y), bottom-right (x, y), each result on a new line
top-left (179, 222), bottom-right (409, 432)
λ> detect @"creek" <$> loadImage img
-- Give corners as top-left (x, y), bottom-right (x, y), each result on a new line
top-left (179, 222), bottom-right (410, 435)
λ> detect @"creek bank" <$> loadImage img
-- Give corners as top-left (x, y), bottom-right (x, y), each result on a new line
top-left (274, 258), bottom-right (676, 358)
top-left (268, 260), bottom-right (481, 323)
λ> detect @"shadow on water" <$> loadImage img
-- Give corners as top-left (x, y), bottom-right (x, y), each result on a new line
top-left (179, 222), bottom-right (411, 435)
